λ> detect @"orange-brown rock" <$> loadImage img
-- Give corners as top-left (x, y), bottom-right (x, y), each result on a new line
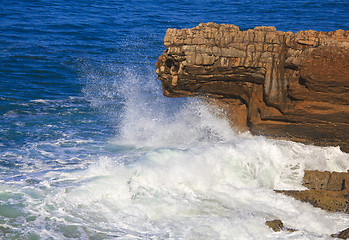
top-left (328, 172), bottom-right (349, 192)
top-left (276, 189), bottom-right (349, 213)
top-left (155, 23), bottom-right (349, 152)
top-left (277, 170), bottom-right (349, 213)
top-left (303, 170), bottom-right (349, 193)
top-left (303, 170), bottom-right (331, 190)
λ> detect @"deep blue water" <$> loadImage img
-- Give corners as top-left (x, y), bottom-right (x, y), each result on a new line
top-left (1, 0), bottom-right (347, 154)
top-left (1, 1), bottom-right (349, 239)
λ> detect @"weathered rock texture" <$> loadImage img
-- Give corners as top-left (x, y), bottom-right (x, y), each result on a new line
top-left (276, 170), bottom-right (349, 213)
top-left (155, 23), bottom-right (349, 152)
top-left (303, 170), bottom-right (349, 191)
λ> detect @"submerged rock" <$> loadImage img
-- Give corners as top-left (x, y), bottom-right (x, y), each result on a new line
top-left (156, 23), bottom-right (349, 152)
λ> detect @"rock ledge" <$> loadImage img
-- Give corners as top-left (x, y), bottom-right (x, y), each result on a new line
top-left (156, 23), bottom-right (349, 152)
top-left (277, 170), bottom-right (349, 213)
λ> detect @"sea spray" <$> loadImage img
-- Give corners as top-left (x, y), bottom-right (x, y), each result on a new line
top-left (77, 67), bottom-right (349, 239)
top-left (110, 67), bottom-right (236, 148)
top-left (81, 68), bottom-right (349, 238)
top-left (17, 139), bottom-right (349, 239)
top-left (1, 64), bottom-right (349, 239)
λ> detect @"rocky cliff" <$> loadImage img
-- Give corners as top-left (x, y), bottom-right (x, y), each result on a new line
top-left (156, 23), bottom-right (349, 152)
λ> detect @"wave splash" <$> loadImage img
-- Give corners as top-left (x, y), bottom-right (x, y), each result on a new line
top-left (21, 141), bottom-right (349, 239)
top-left (3, 67), bottom-right (349, 239)
top-left (114, 68), bottom-right (237, 148)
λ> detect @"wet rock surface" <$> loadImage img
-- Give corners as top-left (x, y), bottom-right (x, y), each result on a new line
top-left (156, 23), bottom-right (349, 152)
top-left (272, 171), bottom-right (349, 238)
top-left (276, 170), bottom-right (349, 213)
top-left (276, 189), bottom-right (349, 213)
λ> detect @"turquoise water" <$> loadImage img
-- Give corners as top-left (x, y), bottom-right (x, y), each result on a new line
top-left (1, 1), bottom-right (349, 239)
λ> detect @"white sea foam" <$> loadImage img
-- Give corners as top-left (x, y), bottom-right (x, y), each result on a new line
top-left (3, 68), bottom-right (349, 239)
top-left (18, 140), bottom-right (349, 239)
top-left (114, 68), bottom-right (237, 149)
top-left (29, 99), bottom-right (52, 104)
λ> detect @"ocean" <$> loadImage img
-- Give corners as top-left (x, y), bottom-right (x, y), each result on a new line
top-left (1, 0), bottom-right (349, 239)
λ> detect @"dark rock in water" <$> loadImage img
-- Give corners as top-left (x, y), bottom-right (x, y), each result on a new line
top-left (266, 220), bottom-right (284, 232)
top-left (156, 23), bottom-right (349, 152)
top-left (331, 227), bottom-right (349, 239)
top-left (265, 219), bottom-right (297, 232)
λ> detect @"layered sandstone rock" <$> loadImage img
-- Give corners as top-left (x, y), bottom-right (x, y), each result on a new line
top-left (155, 23), bottom-right (349, 152)
top-left (276, 170), bottom-right (349, 213)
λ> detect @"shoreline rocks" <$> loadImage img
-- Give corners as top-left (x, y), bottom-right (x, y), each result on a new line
top-left (275, 170), bottom-right (349, 237)
top-left (276, 170), bottom-right (349, 213)
top-left (156, 23), bottom-right (349, 152)
top-left (276, 189), bottom-right (349, 213)
top-left (270, 170), bottom-right (349, 238)
top-left (265, 219), bottom-right (349, 239)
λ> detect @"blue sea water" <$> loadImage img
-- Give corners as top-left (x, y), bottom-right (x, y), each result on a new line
top-left (1, 0), bottom-right (349, 239)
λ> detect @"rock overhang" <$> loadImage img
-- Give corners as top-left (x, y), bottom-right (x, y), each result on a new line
top-left (156, 23), bottom-right (349, 152)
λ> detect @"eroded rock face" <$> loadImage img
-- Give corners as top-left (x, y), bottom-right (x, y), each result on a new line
top-left (302, 170), bottom-right (349, 192)
top-left (276, 170), bottom-right (349, 213)
top-left (156, 23), bottom-right (349, 152)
